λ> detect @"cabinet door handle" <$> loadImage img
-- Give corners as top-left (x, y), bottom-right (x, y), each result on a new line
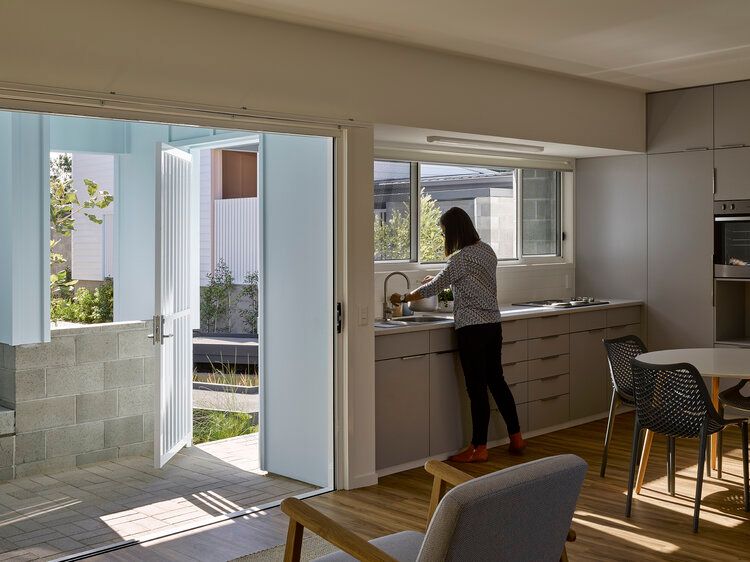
top-left (685, 146), bottom-right (709, 151)
top-left (540, 395), bottom-right (562, 402)
top-left (504, 361), bottom-right (517, 367)
top-left (588, 329), bottom-right (604, 334)
top-left (540, 335), bottom-right (559, 340)
top-left (401, 354), bottom-right (428, 361)
top-left (434, 350), bottom-right (455, 356)
top-left (540, 374), bottom-right (562, 382)
top-left (718, 143), bottom-right (746, 149)
top-left (540, 354), bottom-right (561, 361)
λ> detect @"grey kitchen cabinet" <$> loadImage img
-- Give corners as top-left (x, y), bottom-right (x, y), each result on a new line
top-left (714, 146), bottom-right (750, 200)
top-left (647, 86), bottom-right (713, 154)
top-left (570, 328), bottom-right (608, 418)
top-left (647, 151), bottom-right (714, 350)
top-left (715, 80), bottom-right (750, 149)
top-left (429, 351), bottom-right (466, 455)
top-left (375, 354), bottom-right (430, 470)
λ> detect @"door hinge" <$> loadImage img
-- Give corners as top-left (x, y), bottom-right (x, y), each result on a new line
top-left (336, 303), bottom-right (343, 334)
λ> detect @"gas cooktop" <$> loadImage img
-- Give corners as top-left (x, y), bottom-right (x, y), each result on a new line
top-left (511, 299), bottom-right (610, 309)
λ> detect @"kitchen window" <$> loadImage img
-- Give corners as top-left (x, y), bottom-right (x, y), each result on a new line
top-left (373, 160), bottom-right (563, 263)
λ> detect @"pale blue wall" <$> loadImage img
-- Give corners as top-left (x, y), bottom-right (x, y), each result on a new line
top-left (50, 115), bottom-right (128, 154)
top-left (0, 112), bottom-right (50, 345)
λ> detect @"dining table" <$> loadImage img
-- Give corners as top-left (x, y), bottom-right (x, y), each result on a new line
top-left (633, 347), bottom-right (750, 494)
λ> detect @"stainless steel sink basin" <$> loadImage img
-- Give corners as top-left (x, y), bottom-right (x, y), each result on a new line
top-left (391, 316), bottom-right (449, 323)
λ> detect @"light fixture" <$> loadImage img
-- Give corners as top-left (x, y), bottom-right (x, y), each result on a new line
top-left (426, 135), bottom-right (545, 153)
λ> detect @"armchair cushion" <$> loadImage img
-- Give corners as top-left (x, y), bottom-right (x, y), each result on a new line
top-left (314, 531), bottom-right (425, 562)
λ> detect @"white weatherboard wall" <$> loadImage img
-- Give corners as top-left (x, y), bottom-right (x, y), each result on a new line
top-left (215, 198), bottom-right (260, 282)
top-left (199, 149), bottom-right (212, 285)
top-left (260, 133), bottom-right (334, 488)
top-left (0, 112), bottom-right (50, 346)
top-left (71, 153), bottom-right (116, 281)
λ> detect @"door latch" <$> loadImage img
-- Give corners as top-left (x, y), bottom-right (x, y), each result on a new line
top-left (147, 315), bottom-right (173, 345)
top-left (336, 303), bottom-right (343, 334)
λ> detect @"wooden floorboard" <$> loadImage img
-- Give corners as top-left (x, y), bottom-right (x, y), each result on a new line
top-left (92, 412), bottom-right (750, 561)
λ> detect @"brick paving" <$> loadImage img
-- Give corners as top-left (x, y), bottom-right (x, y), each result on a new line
top-left (0, 434), bottom-right (316, 560)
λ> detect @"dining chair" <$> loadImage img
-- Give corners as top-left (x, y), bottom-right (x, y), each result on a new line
top-left (626, 359), bottom-right (749, 532)
top-left (718, 379), bottom-right (750, 478)
top-left (601, 335), bottom-right (648, 477)
top-left (281, 455), bottom-right (587, 562)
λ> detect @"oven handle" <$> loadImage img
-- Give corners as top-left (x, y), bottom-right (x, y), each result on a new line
top-left (715, 216), bottom-right (750, 222)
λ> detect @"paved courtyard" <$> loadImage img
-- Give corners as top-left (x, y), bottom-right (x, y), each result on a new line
top-left (0, 434), bottom-right (317, 561)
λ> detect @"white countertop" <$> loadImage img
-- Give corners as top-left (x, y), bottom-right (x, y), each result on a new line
top-left (637, 348), bottom-right (750, 379)
top-left (374, 298), bottom-right (643, 335)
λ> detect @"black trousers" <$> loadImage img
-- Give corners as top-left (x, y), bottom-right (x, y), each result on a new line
top-left (456, 322), bottom-right (521, 446)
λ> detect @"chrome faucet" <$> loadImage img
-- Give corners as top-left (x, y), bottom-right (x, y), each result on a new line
top-left (383, 272), bottom-right (410, 321)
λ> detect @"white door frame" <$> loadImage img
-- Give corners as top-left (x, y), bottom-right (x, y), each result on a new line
top-left (0, 88), bottom-right (354, 490)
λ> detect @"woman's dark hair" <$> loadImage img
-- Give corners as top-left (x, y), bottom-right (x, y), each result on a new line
top-left (440, 207), bottom-right (480, 256)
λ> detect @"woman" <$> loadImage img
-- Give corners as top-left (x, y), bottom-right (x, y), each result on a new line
top-left (390, 207), bottom-right (526, 462)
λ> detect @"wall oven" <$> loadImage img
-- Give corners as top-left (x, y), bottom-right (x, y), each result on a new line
top-left (715, 200), bottom-right (750, 278)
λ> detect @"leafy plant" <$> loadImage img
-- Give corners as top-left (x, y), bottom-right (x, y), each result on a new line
top-left (49, 153), bottom-right (114, 299)
top-left (374, 189), bottom-right (443, 261)
top-left (51, 278), bottom-right (114, 324)
top-left (439, 287), bottom-right (454, 302)
top-left (200, 259), bottom-right (234, 332)
top-left (192, 409), bottom-right (258, 445)
top-left (238, 271), bottom-right (259, 335)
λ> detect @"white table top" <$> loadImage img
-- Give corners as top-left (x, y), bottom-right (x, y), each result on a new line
top-left (636, 348), bottom-right (750, 378)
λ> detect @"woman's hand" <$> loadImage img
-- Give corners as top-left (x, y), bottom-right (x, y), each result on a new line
top-left (422, 275), bottom-right (434, 284)
top-left (390, 293), bottom-right (403, 306)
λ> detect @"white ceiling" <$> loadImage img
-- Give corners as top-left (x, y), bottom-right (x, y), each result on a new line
top-left (177, 0), bottom-right (750, 91)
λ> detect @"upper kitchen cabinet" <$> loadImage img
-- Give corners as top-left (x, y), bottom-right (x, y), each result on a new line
top-left (647, 86), bottom-right (713, 154)
top-left (714, 146), bottom-right (750, 200)
top-left (647, 151), bottom-right (714, 350)
top-left (715, 80), bottom-right (750, 148)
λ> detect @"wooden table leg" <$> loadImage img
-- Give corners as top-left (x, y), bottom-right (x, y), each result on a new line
top-left (635, 429), bottom-right (654, 495)
top-left (711, 377), bottom-right (720, 471)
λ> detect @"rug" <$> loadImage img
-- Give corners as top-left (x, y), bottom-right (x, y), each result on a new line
top-left (231, 536), bottom-right (339, 561)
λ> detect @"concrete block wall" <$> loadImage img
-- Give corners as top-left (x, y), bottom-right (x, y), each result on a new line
top-left (521, 169), bottom-right (559, 255)
top-left (0, 321), bottom-right (156, 480)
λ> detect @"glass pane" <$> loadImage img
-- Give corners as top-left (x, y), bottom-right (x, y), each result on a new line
top-left (522, 169), bottom-right (560, 256)
top-left (374, 160), bottom-right (411, 261)
top-left (419, 163), bottom-right (516, 262)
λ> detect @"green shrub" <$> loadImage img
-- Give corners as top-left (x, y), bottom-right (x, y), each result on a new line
top-left (192, 409), bottom-right (258, 444)
top-left (51, 278), bottom-right (114, 324)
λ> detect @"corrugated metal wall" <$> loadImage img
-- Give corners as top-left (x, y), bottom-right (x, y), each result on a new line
top-left (214, 198), bottom-right (259, 282)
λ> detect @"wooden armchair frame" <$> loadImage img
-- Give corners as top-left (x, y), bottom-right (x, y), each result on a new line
top-left (281, 460), bottom-right (577, 562)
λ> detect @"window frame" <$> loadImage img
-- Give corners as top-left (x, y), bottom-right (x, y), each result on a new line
top-left (373, 158), bottom-right (567, 267)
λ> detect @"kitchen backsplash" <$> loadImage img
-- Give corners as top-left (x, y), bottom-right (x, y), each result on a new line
top-left (374, 262), bottom-right (575, 318)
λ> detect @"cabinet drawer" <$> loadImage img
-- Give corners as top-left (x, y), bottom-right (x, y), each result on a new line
top-left (503, 361), bottom-right (527, 384)
top-left (528, 315), bottom-right (569, 338)
top-left (528, 354), bottom-right (569, 380)
top-left (569, 311), bottom-right (606, 333)
top-left (429, 327), bottom-right (457, 353)
top-left (508, 381), bottom-right (528, 404)
top-left (502, 340), bottom-right (528, 365)
top-left (606, 306), bottom-right (641, 327)
top-left (488, 403), bottom-right (528, 441)
top-left (606, 323), bottom-right (642, 341)
top-left (528, 394), bottom-right (569, 431)
top-left (528, 334), bottom-right (569, 360)
top-left (375, 331), bottom-right (429, 361)
top-left (529, 374), bottom-right (569, 401)
top-left (501, 319), bottom-right (527, 342)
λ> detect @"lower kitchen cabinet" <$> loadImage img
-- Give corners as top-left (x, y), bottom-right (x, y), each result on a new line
top-left (375, 354), bottom-right (430, 470)
top-left (570, 328), bottom-right (608, 418)
top-left (529, 394), bottom-right (569, 431)
top-left (428, 351), bottom-right (466, 455)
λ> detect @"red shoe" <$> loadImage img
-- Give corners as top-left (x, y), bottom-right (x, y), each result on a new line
top-left (449, 444), bottom-right (488, 463)
top-left (508, 433), bottom-right (527, 455)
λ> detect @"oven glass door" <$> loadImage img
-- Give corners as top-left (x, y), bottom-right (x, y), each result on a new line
top-left (715, 217), bottom-right (750, 276)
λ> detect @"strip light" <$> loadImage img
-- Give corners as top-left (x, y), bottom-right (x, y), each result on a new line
top-left (426, 135), bottom-right (545, 153)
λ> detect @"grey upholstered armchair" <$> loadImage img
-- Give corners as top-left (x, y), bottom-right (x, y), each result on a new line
top-left (281, 454), bottom-right (588, 562)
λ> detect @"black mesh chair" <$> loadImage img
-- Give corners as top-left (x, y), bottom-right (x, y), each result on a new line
top-left (718, 380), bottom-right (750, 478)
top-left (626, 359), bottom-right (749, 532)
top-left (601, 335), bottom-right (648, 477)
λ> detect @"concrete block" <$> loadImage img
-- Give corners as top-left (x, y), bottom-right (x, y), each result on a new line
top-left (15, 397), bottom-right (75, 433)
top-left (15, 455), bottom-right (76, 478)
top-left (75, 332), bottom-right (118, 364)
top-left (104, 415), bottom-right (143, 447)
top-left (143, 411), bottom-right (154, 440)
top-left (1, 345), bottom-right (14, 369)
top-left (118, 441), bottom-right (153, 458)
top-left (76, 391), bottom-right (118, 423)
top-left (51, 325), bottom-right (102, 336)
top-left (118, 386), bottom-right (153, 417)
top-left (118, 330), bottom-right (155, 359)
top-left (14, 337), bottom-right (76, 370)
top-left (0, 368), bottom-right (14, 408)
top-left (46, 363), bottom-right (105, 397)
top-left (0, 406), bottom-right (14, 435)
top-left (15, 432), bottom-right (46, 464)
top-left (100, 321), bottom-right (149, 333)
top-left (46, 422), bottom-right (105, 458)
top-left (0, 436), bottom-right (13, 468)
top-left (0, 467), bottom-right (13, 481)
top-left (144, 356), bottom-right (156, 385)
top-left (76, 447), bottom-right (118, 466)
top-left (15, 369), bottom-right (46, 402)
top-left (104, 358), bottom-right (144, 389)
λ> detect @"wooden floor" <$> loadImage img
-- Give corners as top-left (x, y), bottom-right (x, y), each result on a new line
top-left (92, 412), bottom-right (750, 562)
